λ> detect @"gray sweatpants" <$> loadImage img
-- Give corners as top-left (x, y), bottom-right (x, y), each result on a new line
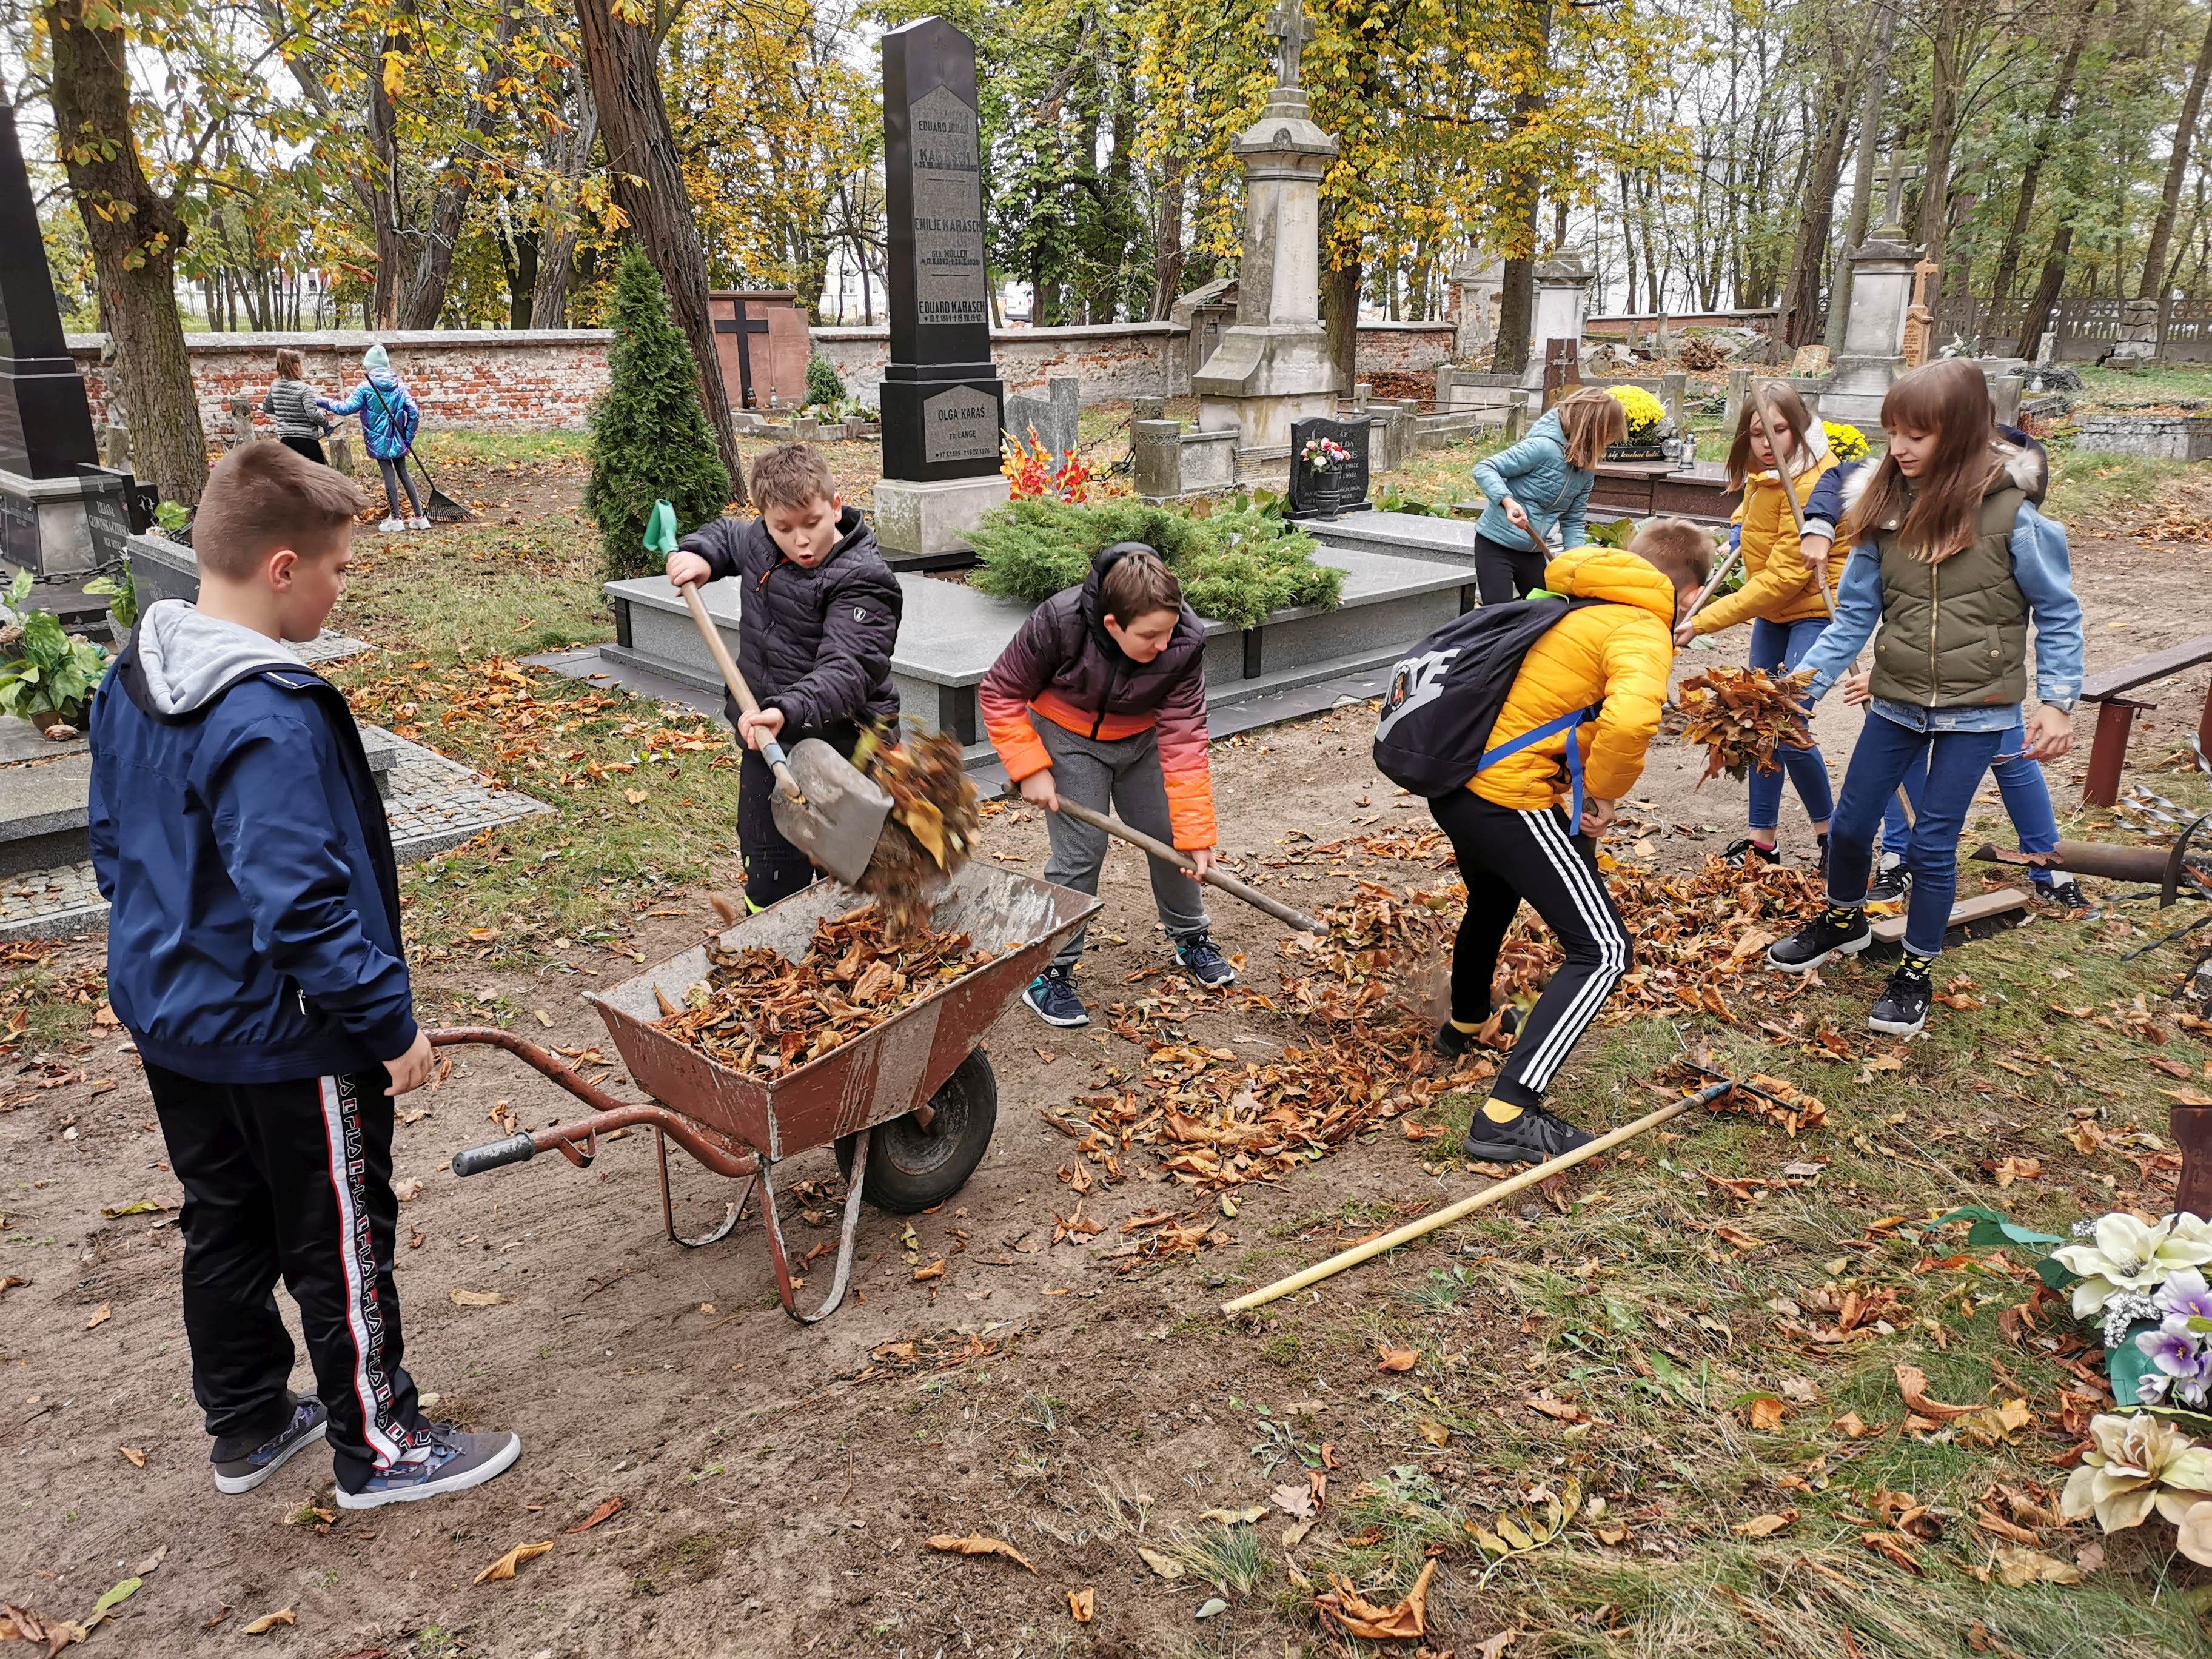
top-left (1033, 714), bottom-right (1210, 971)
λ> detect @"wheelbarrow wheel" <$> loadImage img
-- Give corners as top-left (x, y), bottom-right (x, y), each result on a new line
top-left (835, 1048), bottom-right (996, 1214)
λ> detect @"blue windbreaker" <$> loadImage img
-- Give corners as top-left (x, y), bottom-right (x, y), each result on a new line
top-left (88, 602), bottom-right (417, 1084)
top-left (320, 369), bottom-right (420, 461)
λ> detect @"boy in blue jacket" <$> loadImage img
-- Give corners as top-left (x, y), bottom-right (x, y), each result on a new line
top-left (89, 441), bottom-right (519, 1509)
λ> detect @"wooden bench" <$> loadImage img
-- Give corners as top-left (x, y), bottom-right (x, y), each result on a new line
top-left (2080, 634), bottom-right (2212, 806)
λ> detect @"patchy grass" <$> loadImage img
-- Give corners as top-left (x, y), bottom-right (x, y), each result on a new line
top-left (2046, 441), bottom-right (2194, 531)
top-left (413, 429), bottom-right (591, 469)
top-left (324, 511), bottom-right (740, 954)
top-left (2074, 362), bottom-right (2212, 412)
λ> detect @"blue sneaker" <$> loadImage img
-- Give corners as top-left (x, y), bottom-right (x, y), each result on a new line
top-left (1175, 931), bottom-right (1238, 987)
top-left (334, 1421), bottom-right (521, 1511)
top-left (1022, 964), bottom-right (1089, 1028)
top-left (212, 1395), bottom-right (328, 1495)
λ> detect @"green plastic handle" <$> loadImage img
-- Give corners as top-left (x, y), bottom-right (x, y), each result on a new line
top-left (643, 498), bottom-right (678, 557)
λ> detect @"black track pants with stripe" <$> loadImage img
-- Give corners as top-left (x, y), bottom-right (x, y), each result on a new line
top-left (1430, 789), bottom-right (1634, 1111)
top-left (147, 1062), bottom-right (423, 1490)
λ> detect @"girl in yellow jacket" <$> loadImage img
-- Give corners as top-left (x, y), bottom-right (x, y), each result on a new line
top-left (1432, 526), bottom-right (1712, 1167)
top-left (1675, 383), bottom-right (1846, 870)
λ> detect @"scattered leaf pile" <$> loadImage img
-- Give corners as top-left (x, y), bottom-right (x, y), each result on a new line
top-left (848, 726), bottom-right (983, 937)
top-left (1675, 666), bottom-right (1814, 782)
top-left (654, 906), bottom-right (996, 1077)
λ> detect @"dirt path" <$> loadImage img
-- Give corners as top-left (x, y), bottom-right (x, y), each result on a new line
top-left (0, 528), bottom-right (2200, 1656)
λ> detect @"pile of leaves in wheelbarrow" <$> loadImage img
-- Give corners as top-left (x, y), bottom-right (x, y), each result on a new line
top-left (656, 907), bottom-right (996, 1078)
top-left (848, 727), bottom-right (984, 937)
top-left (1674, 665), bottom-right (1815, 782)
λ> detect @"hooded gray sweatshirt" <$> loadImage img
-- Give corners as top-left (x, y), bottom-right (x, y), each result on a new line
top-left (133, 600), bottom-right (304, 717)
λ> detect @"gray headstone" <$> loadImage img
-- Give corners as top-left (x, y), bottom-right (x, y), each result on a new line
top-left (1004, 374), bottom-right (1079, 463)
top-left (1132, 396), bottom-right (1165, 423)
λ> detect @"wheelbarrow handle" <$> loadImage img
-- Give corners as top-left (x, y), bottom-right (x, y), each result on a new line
top-left (1053, 799), bottom-right (1326, 934)
top-left (454, 1132), bottom-right (537, 1177)
top-left (674, 580), bottom-right (801, 797)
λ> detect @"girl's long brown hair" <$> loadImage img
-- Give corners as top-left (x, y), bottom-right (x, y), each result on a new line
top-left (1835, 358), bottom-right (1997, 562)
top-left (1553, 386), bottom-right (1629, 471)
top-left (274, 347), bottom-right (304, 379)
top-left (1724, 380), bottom-right (1817, 489)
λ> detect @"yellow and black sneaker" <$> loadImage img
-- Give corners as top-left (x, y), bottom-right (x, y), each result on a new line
top-left (1460, 1097), bottom-right (1593, 1166)
top-left (1433, 1007), bottom-right (1521, 1058)
top-left (1766, 904), bottom-right (1872, 972)
top-left (1869, 955), bottom-right (1936, 1036)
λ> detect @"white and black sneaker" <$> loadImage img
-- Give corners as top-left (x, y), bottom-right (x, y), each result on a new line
top-left (1866, 857), bottom-right (1910, 905)
top-left (1766, 905), bottom-right (1872, 973)
top-left (1869, 957), bottom-right (1936, 1036)
top-left (1723, 837), bottom-right (1781, 869)
top-left (2041, 878), bottom-right (2088, 912)
top-left (213, 1395), bottom-right (329, 1494)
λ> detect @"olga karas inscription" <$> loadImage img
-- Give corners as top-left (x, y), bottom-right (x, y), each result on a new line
top-left (922, 384), bottom-right (999, 466)
top-left (908, 86), bottom-right (988, 328)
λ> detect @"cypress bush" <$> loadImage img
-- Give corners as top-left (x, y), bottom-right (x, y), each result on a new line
top-left (966, 498), bottom-right (1342, 628)
top-left (805, 353), bottom-right (845, 408)
top-left (585, 248), bottom-right (732, 578)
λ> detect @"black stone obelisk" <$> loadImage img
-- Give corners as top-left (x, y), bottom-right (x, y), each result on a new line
top-left (879, 17), bottom-right (1004, 483)
top-left (0, 102), bottom-right (99, 483)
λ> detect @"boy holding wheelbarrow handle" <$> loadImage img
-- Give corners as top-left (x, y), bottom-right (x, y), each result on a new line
top-left (665, 443), bottom-right (905, 911)
top-left (89, 441), bottom-right (520, 1509)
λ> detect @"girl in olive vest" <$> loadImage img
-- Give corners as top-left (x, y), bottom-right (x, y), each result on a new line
top-left (1765, 359), bottom-right (2083, 1037)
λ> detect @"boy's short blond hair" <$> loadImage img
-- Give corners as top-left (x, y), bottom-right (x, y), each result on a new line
top-left (1627, 517), bottom-right (1715, 593)
top-left (749, 443), bottom-right (837, 514)
top-left (192, 441), bottom-right (363, 580)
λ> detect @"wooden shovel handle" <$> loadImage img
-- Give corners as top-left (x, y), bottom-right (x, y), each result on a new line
top-left (1053, 799), bottom-right (1326, 934)
top-left (675, 580), bottom-right (799, 795)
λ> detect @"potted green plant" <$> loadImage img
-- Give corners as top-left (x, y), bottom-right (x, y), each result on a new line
top-left (0, 572), bottom-right (112, 739)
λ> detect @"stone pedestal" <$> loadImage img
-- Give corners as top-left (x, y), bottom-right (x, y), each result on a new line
top-left (1823, 237), bottom-right (1919, 428)
top-left (1447, 254), bottom-right (1505, 363)
top-left (2111, 298), bottom-right (2163, 366)
top-left (1190, 84), bottom-right (1341, 454)
top-left (0, 468), bottom-right (138, 580)
top-left (871, 474), bottom-right (1009, 563)
top-left (1521, 256), bottom-right (1594, 391)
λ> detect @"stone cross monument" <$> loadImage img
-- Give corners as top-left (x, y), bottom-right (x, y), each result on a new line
top-left (1189, 0), bottom-right (1341, 455)
top-left (1825, 148), bottom-right (1925, 428)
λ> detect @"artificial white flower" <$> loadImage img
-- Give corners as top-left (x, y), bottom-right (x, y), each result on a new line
top-left (2159, 1213), bottom-right (2212, 1271)
top-left (2054, 1214), bottom-right (2179, 1317)
top-left (2179, 1500), bottom-right (2212, 1567)
top-left (2060, 1413), bottom-right (2212, 1533)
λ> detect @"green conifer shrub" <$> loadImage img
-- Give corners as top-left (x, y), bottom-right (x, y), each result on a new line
top-left (965, 498), bottom-right (1342, 628)
top-left (805, 354), bottom-right (845, 409)
top-left (585, 248), bottom-right (732, 578)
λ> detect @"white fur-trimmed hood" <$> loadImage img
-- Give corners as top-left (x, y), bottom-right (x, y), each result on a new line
top-left (1837, 437), bottom-right (2045, 520)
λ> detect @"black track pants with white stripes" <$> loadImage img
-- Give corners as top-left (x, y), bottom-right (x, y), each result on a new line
top-left (1430, 789), bottom-right (1634, 1110)
top-left (147, 1062), bottom-right (423, 1490)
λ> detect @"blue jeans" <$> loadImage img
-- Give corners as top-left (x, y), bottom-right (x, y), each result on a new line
top-left (1746, 617), bottom-right (1835, 832)
top-left (1880, 720), bottom-right (2060, 886)
top-left (1829, 711), bottom-right (2005, 957)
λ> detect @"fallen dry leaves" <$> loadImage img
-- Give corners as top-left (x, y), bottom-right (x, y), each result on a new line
top-left (1675, 666), bottom-right (1815, 782)
top-left (240, 1607), bottom-right (297, 1635)
top-left (927, 1533), bottom-right (1036, 1573)
top-left (1067, 1587), bottom-right (1094, 1623)
top-left (1731, 1510), bottom-right (1797, 1538)
top-left (1317, 1558), bottom-right (1436, 1641)
top-left (472, 1540), bottom-right (554, 1585)
top-left (1, 1603), bottom-right (87, 1651)
top-left (563, 1496), bottom-right (625, 1533)
top-left (655, 907), bottom-right (995, 1078)
top-left (1376, 1346), bottom-right (1418, 1372)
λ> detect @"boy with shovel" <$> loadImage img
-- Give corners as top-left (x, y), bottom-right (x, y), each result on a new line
top-left (664, 444), bottom-right (904, 910)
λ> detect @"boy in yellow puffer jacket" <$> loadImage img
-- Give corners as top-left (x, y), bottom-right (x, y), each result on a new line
top-left (1433, 522), bottom-right (1712, 1167)
top-left (1677, 383), bottom-right (1845, 870)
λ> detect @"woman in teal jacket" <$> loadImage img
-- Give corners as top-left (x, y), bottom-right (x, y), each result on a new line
top-left (1470, 386), bottom-right (1625, 604)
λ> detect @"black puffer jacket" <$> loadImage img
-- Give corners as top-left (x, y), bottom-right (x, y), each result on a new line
top-left (678, 508), bottom-right (903, 736)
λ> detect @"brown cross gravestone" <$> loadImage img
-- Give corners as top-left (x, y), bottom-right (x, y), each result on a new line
top-left (709, 291), bottom-right (811, 411)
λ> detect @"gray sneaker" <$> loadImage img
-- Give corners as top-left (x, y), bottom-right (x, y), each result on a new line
top-left (213, 1395), bottom-right (328, 1495)
top-left (334, 1421), bottom-right (521, 1510)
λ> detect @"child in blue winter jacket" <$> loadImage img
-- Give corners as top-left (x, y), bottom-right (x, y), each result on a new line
top-left (1469, 386), bottom-right (1627, 604)
top-left (90, 440), bottom-right (520, 1510)
top-left (320, 343), bottom-right (425, 534)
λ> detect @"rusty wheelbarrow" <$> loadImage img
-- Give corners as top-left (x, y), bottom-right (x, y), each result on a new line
top-left (437, 864), bottom-right (1100, 1322)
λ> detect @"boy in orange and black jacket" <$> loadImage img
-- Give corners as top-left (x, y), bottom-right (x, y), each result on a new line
top-left (980, 543), bottom-right (1231, 1028)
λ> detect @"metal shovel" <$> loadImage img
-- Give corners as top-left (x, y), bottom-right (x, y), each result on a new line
top-left (676, 581), bottom-right (893, 888)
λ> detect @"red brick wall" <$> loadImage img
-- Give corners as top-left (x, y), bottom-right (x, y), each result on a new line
top-left (68, 330), bottom-right (614, 437)
top-left (65, 319), bottom-right (1455, 434)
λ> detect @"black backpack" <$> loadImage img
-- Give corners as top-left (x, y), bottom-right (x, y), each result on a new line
top-left (1373, 596), bottom-right (1607, 800)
